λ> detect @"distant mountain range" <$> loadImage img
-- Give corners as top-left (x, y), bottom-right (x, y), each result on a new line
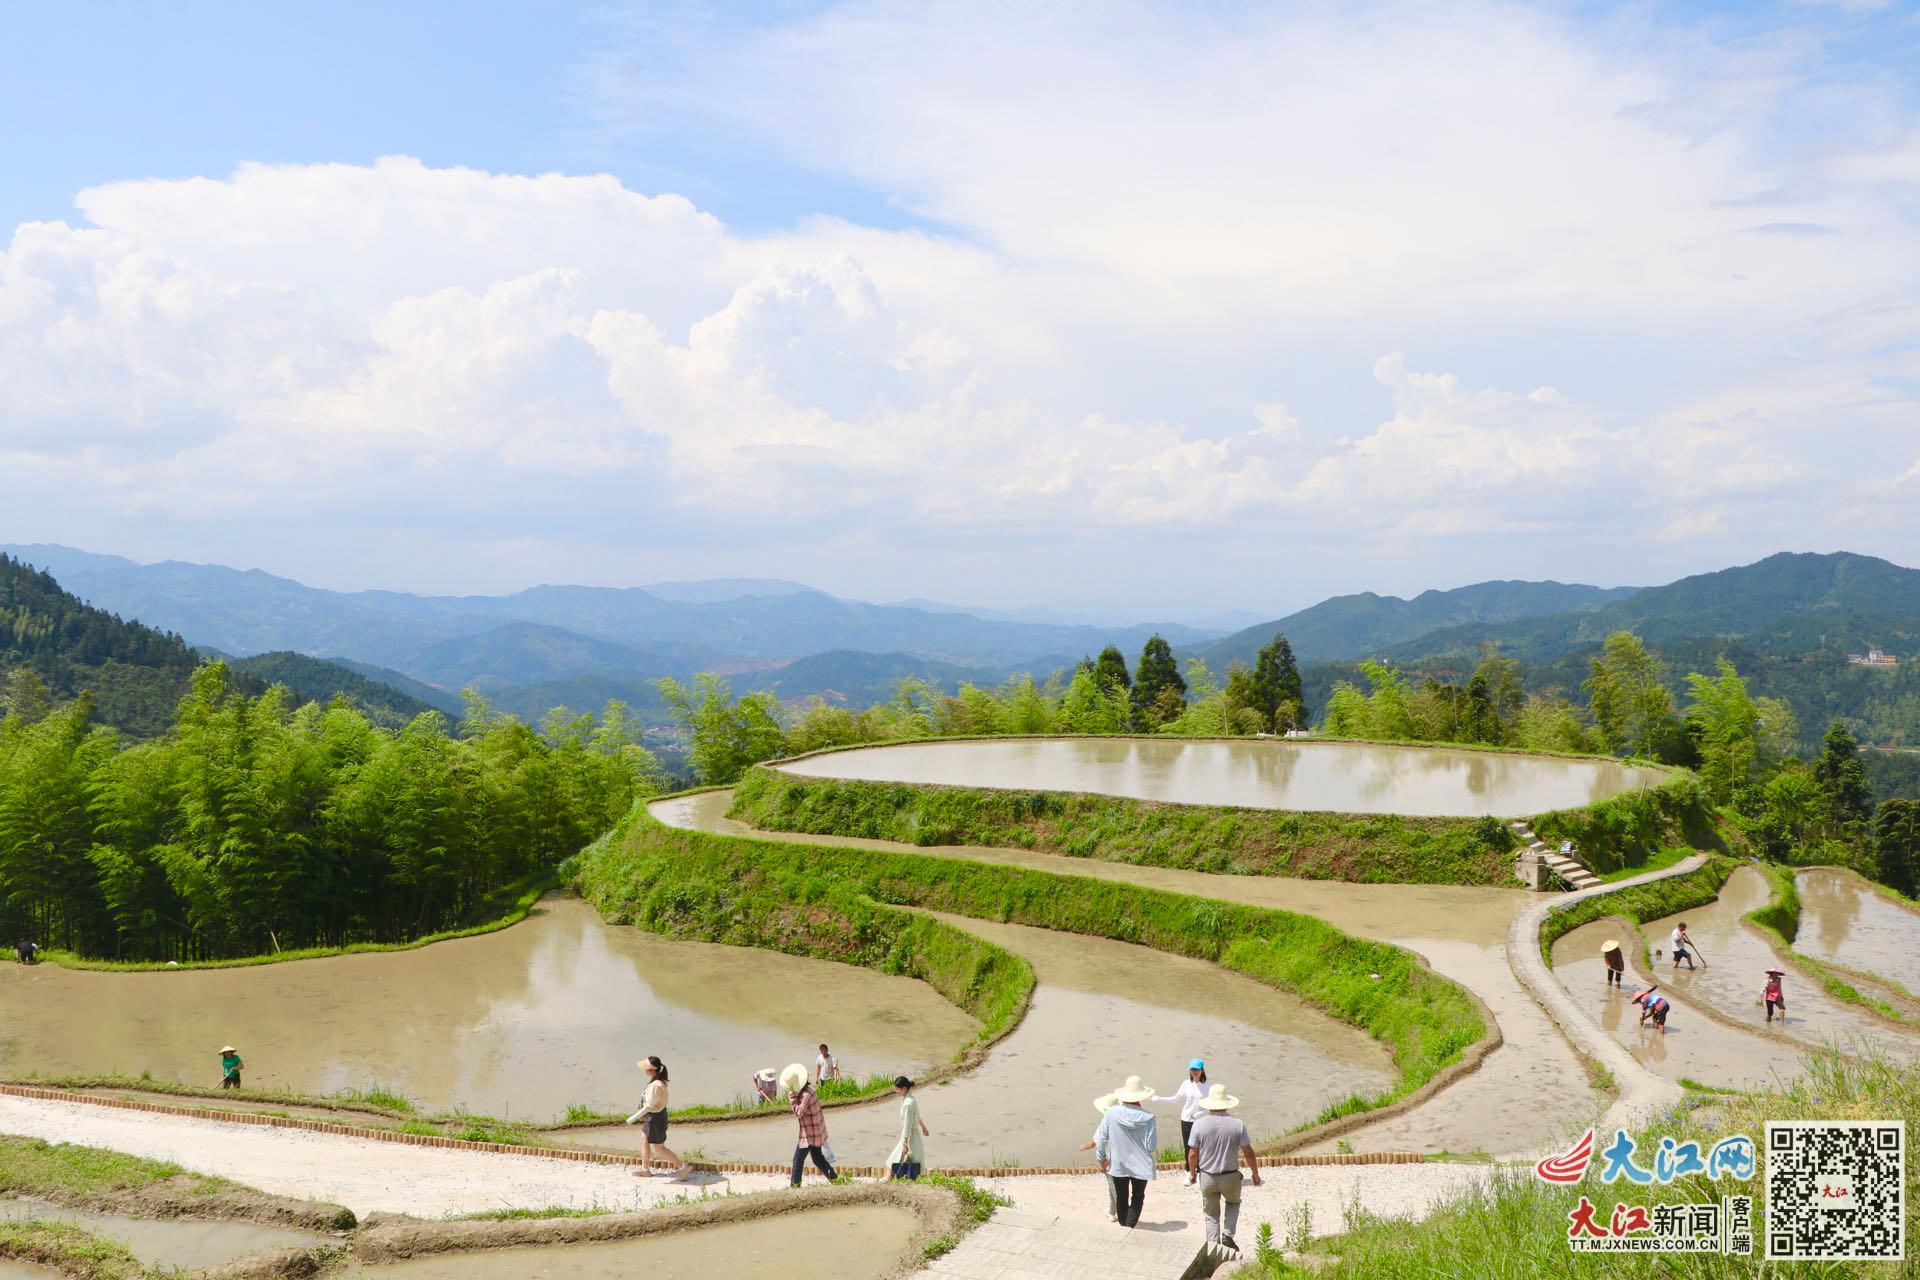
top-left (1198, 579), bottom-right (1642, 669)
top-left (0, 554), bottom-right (441, 735)
top-left (1, 544), bottom-right (1227, 720)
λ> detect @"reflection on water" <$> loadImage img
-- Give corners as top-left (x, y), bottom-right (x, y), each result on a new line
top-left (582, 912), bottom-right (1395, 1167)
top-left (0, 1201), bottom-right (322, 1271)
top-left (343, 1206), bottom-right (916, 1279)
top-left (1640, 868), bottom-right (1905, 1050)
top-left (1552, 919), bottom-right (1805, 1090)
top-left (1795, 868), bottom-right (1920, 992)
top-left (656, 791), bottom-right (1595, 1158)
top-left (0, 898), bottom-right (978, 1119)
top-left (776, 738), bottom-right (1670, 817)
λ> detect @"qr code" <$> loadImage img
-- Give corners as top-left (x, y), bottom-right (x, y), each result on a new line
top-left (1767, 1121), bottom-right (1905, 1260)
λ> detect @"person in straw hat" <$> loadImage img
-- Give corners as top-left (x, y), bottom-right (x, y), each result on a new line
top-left (1763, 965), bottom-right (1787, 1024)
top-left (218, 1045), bottom-right (243, 1090)
top-left (1601, 939), bottom-right (1625, 989)
top-left (1093, 1076), bottom-right (1159, 1228)
top-left (1186, 1083), bottom-right (1262, 1251)
top-left (780, 1062), bottom-right (837, 1186)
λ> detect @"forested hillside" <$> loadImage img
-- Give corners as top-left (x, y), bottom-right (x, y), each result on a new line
top-left (227, 651), bottom-right (442, 729)
top-left (0, 554), bottom-right (209, 736)
top-left (0, 664), bottom-right (658, 961)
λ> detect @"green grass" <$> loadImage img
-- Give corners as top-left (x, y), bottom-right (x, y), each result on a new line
top-left (16, 875), bottom-right (553, 971)
top-left (921, 1232), bottom-right (961, 1260)
top-left (1594, 845), bottom-right (1690, 882)
top-left (400, 1116), bottom-right (537, 1146)
top-left (922, 1172), bottom-right (1011, 1223)
top-left (0, 1134), bottom-right (198, 1201)
top-left (1531, 775), bottom-right (1720, 877)
top-left (0, 1220), bottom-right (146, 1280)
top-left (1540, 857), bottom-right (1735, 967)
top-left (576, 809), bottom-right (1491, 1149)
top-left (0, 1134), bottom-right (356, 1230)
top-left (729, 763), bottom-right (1522, 885)
top-left (1744, 861), bottom-right (1920, 1029)
top-left (1253, 1045), bottom-right (1920, 1279)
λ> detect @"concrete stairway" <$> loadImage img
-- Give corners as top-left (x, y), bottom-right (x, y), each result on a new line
top-left (1510, 820), bottom-right (1602, 891)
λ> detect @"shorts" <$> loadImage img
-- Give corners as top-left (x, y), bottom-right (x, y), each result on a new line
top-left (221, 1075), bottom-right (241, 1089)
top-left (889, 1162), bottom-right (922, 1180)
top-left (645, 1111), bottom-right (669, 1143)
top-left (1651, 1005), bottom-right (1668, 1027)
top-left (1673, 947), bottom-right (1690, 962)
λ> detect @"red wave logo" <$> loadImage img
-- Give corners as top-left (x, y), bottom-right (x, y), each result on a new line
top-left (1535, 1129), bottom-right (1595, 1184)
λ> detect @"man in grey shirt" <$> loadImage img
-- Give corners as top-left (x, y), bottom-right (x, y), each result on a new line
top-left (1185, 1084), bottom-right (1262, 1250)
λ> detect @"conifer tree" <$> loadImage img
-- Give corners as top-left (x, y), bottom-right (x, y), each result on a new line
top-left (1130, 636), bottom-right (1186, 730)
top-left (1252, 634), bottom-right (1306, 730)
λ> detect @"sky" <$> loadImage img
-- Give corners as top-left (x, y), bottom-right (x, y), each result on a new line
top-left (3, 0), bottom-right (1919, 621)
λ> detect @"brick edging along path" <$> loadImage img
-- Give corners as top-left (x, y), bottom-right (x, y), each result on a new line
top-left (0, 1083), bottom-right (1424, 1179)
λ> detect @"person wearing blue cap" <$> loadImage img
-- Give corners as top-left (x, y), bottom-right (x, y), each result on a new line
top-left (1152, 1059), bottom-right (1213, 1164)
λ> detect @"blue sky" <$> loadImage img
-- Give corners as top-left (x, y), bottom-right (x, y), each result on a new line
top-left (1, 3), bottom-right (918, 236)
top-left (3, 1), bottom-right (1919, 617)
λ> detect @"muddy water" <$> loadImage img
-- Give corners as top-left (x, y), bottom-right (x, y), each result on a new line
top-left (0, 1200), bottom-right (322, 1270)
top-left (1640, 868), bottom-right (1905, 1051)
top-left (1551, 919), bottom-right (1805, 1089)
top-left (775, 737), bottom-right (1670, 817)
top-left (344, 1205), bottom-right (916, 1279)
top-left (1795, 868), bottom-right (1920, 993)
top-left (0, 897), bottom-right (977, 1120)
top-left (0, 1264), bottom-right (58, 1279)
top-left (655, 792), bottom-right (1600, 1158)
top-left (574, 912), bottom-right (1394, 1167)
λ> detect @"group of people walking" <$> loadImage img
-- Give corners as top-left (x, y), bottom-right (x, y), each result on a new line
top-left (626, 1045), bottom-right (928, 1188)
top-left (1089, 1059), bottom-right (1262, 1247)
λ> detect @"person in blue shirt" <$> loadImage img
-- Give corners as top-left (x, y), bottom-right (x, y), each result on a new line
top-left (1093, 1076), bottom-right (1159, 1228)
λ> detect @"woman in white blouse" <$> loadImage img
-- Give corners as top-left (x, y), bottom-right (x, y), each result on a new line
top-left (1152, 1058), bottom-right (1212, 1166)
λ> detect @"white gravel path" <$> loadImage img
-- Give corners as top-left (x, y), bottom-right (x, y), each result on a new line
top-left (0, 1094), bottom-right (789, 1218)
top-left (5, 1091), bottom-right (1499, 1276)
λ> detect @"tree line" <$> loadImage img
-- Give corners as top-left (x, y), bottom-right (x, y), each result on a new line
top-left (659, 626), bottom-right (1919, 897)
top-left (0, 664), bottom-right (659, 961)
top-left (655, 632), bottom-right (1310, 786)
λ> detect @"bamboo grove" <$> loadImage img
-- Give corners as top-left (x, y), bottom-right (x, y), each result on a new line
top-left (0, 663), bottom-right (659, 961)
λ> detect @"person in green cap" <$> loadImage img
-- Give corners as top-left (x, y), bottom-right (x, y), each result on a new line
top-left (219, 1045), bottom-right (243, 1089)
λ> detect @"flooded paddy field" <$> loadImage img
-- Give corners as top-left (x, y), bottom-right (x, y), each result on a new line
top-left (1552, 919), bottom-right (1806, 1090)
top-left (567, 911), bottom-right (1395, 1167)
top-left (0, 1263), bottom-right (58, 1280)
top-left (0, 896), bottom-right (977, 1119)
top-left (774, 737), bottom-right (1670, 817)
top-left (0, 1199), bottom-right (323, 1271)
top-left (654, 793), bottom-right (1601, 1159)
top-left (1795, 867), bottom-right (1920, 992)
top-left (1639, 867), bottom-right (1906, 1051)
top-left (342, 1205), bottom-right (916, 1279)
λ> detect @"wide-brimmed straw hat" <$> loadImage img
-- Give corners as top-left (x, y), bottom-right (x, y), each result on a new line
top-left (219, 1045), bottom-right (236, 1054)
top-left (1092, 1091), bottom-right (1118, 1114)
top-left (1765, 966), bottom-right (1786, 975)
top-left (1601, 940), bottom-right (1621, 953)
top-left (779, 1062), bottom-right (810, 1094)
top-left (755, 1067), bottom-right (778, 1083)
top-left (1112, 1075), bottom-right (1155, 1103)
top-left (1197, 1084), bottom-right (1240, 1111)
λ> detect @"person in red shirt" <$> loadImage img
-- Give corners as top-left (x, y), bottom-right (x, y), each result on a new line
top-left (1764, 966), bottom-right (1787, 1023)
top-left (781, 1062), bottom-right (837, 1187)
